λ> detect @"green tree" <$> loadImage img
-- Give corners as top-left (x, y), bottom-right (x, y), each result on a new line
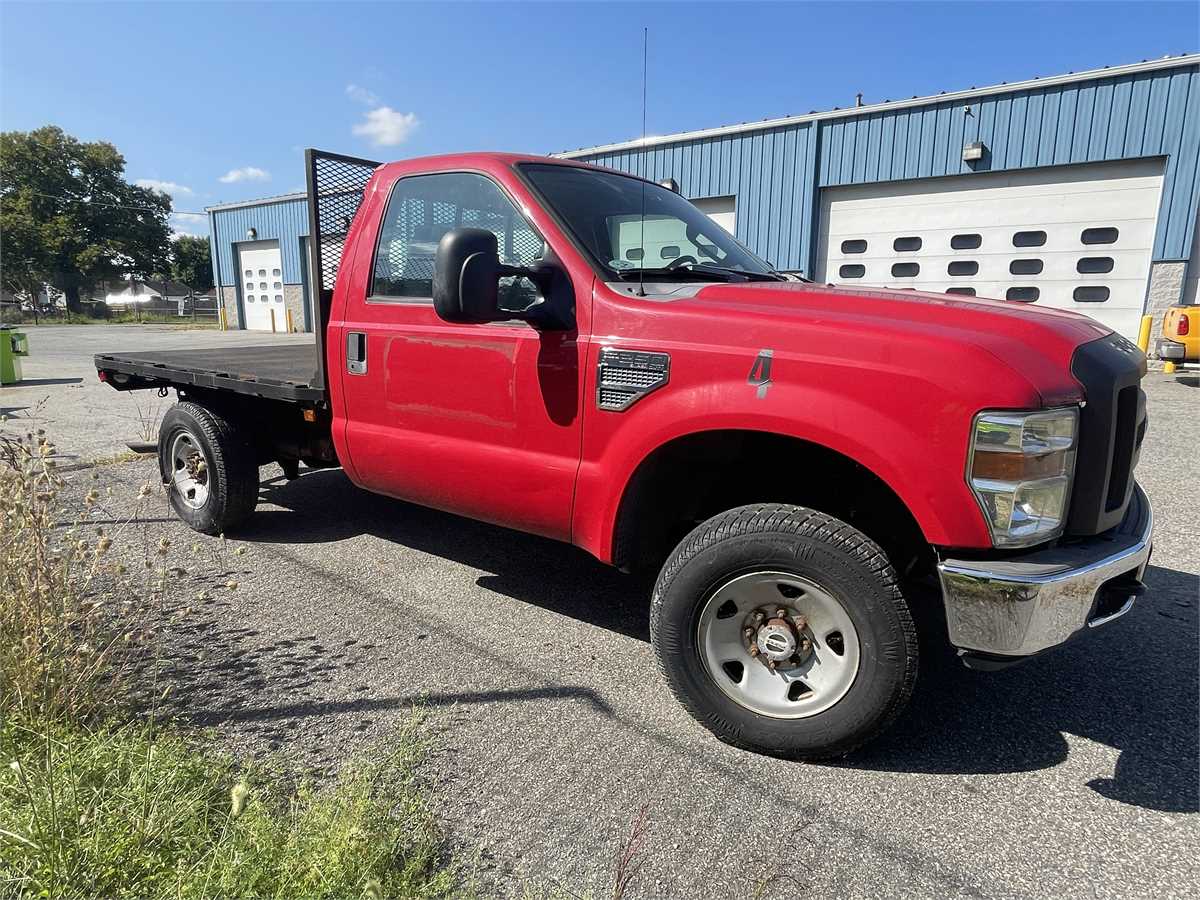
top-left (0, 126), bottom-right (171, 311)
top-left (169, 234), bottom-right (214, 292)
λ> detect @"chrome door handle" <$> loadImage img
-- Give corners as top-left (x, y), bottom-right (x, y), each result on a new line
top-left (347, 332), bottom-right (367, 375)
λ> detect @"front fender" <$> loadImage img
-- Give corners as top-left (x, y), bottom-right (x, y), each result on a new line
top-left (571, 365), bottom-right (998, 564)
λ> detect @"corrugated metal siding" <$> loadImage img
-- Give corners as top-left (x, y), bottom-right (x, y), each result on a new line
top-left (210, 198), bottom-right (308, 286)
top-left (585, 124), bottom-right (819, 271)
top-left (574, 62), bottom-right (1200, 271)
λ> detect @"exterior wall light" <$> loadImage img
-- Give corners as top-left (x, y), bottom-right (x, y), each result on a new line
top-left (659, 177), bottom-right (680, 193)
top-left (962, 142), bottom-right (985, 162)
top-left (246, 227), bottom-right (257, 239)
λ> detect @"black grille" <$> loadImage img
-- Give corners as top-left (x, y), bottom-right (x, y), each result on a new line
top-left (1067, 334), bottom-right (1147, 536)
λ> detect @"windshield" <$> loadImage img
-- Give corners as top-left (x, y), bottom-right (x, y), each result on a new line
top-left (519, 163), bottom-right (777, 281)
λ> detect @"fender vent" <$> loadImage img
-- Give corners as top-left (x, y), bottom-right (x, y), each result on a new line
top-left (597, 348), bottom-right (670, 411)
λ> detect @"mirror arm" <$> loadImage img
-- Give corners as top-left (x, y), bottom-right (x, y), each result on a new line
top-left (497, 263), bottom-right (537, 280)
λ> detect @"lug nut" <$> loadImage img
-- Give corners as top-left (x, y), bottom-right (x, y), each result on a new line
top-left (776, 608), bottom-right (787, 618)
top-left (748, 645), bottom-right (760, 657)
top-left (743, 627), bottom-right (754, 638)
top-left (754, 612), bottom-right (765, 623)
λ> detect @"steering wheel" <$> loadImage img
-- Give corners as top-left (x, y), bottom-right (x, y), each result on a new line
top-left (666, 255), bottom-right (699, 270)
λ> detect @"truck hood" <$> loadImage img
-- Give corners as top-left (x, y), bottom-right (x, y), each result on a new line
top-left (666, 281), bottom-right (1116, 406)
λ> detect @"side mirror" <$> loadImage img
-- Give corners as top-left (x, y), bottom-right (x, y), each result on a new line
top-left (433, 226), bottom-right (575, 330)
top-left (433, 227), bottom-right (507, 324)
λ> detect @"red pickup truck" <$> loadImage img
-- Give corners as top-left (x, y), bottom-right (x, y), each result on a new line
top-left (96, 149), bottom-right (1153, 758)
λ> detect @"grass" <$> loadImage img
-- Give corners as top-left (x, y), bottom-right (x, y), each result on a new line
top-left (0, 421), bottom-right (465, 898)
top-left (0, 715), bottom-right (456, 899)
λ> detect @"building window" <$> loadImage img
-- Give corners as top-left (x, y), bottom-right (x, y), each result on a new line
top-left (1013, 231), bottom-right (1046, 248)
top-left (839, 264), bottom-right (865, 278)
top-left (1077, 257), bottom-right (1114, 274)
top-left (946, 287), bottom-right (976, 296)
top-left (273, 281), bottom-right (282, 289)
top-left (246, 295), bottom-right (255, 302)
top-left (259, 282), bottom-right (267, 290)
top-left (1009, 259), bottom-right (1043, 275)
top-left (244, 269), bottom-right (252, 278)
top-left (951, 233), bottom-right (982, 250)
top-left (1073, 286), bottom-right (1110, 302)
top-left (841, 239), bottom-right (867, 254)
top-left (272, 268), bottom-right (281, 276)
top-left (1081, 227), bottom-right (1119, 245)
top-left (274, 294), bottom-right (283, 302)
top-left (1006, 286), bottom-right (1039, 302)
top-left (625, 247), bottom-right (644, 261)
top-left (891, 262), bottom-right (919, 277)
top-left (947, 261), bottom-right (978, 276)
top-left (258, 269), bottom-right (266, 276)
top-left (893, 236), bottom-right (922, 252)
top-left (371, 171), bottom-right (544, 305)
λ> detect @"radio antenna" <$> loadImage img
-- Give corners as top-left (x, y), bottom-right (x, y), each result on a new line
top-left (636, 26), bottom-right (648, 298)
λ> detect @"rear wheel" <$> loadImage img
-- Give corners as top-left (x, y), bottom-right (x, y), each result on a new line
top-left (158, 401), bottom-right (259, 535)
top-left (650, 504), bottom-right (917, 759)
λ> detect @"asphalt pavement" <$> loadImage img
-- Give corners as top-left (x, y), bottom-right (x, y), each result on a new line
top-left (4, 324), bottom-right (1197, 899)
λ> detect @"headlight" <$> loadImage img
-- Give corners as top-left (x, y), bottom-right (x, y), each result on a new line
top-left (968, 408), bottom-right (1078, 548)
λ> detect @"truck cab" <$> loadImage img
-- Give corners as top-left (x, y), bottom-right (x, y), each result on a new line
top-left (96, 150), bottom-right (1153, 759)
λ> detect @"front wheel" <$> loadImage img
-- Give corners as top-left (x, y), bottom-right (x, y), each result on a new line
top-left (158, 401), bottom-right (260, 535)
top-left (650, 504), bottom-right (917, 759)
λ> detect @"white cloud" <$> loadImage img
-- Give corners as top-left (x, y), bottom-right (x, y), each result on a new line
top-left (345, 83), bottom-right (379, 106)
top-left (136, 178), bottom-right (194, 196)
top-left (352, 106), bottom-right (419, 147)
top-left (219, 166), bottom-right (270, 184)
top-left (169, 212), bottom-right (208, 239)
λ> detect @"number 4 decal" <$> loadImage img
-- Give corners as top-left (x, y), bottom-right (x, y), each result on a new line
top-left (748, 349), bottom-right (773, 399)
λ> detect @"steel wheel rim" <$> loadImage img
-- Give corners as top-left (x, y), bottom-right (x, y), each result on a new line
top-left (697, 570), bottom-right (861, 719)
top-left (169, 431), bottom-right (210, 510)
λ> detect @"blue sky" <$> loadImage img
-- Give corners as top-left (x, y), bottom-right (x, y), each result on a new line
top-left (1, 1), bottom-right (1195, 237)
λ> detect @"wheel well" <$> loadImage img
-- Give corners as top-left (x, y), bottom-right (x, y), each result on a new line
top-left (611, 430), bottom-right (932, 578)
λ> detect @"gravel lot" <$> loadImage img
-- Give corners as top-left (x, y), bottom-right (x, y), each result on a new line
top-left (6, 325), bottom-right (1198, 899)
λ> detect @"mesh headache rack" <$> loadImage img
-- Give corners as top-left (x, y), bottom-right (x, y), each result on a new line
top-left (304, 148), bottom-right (380, 391)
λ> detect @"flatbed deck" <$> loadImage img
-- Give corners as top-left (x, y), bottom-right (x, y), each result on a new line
top-left (95, 344), bottom-right (323, 403)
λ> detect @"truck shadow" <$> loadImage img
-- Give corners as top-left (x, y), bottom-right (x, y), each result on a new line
top-left (246, 468), bottom-right (1197, 813)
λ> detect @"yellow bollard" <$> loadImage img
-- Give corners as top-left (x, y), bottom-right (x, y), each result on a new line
top-left (270, 308), bottom-right (276, 333)
top-left (219, 307), bottom-right (227, 331)
top-left (286, 308), bottom-right (294, 333)
top-left (1136, 315), bottom-right (1152, 353)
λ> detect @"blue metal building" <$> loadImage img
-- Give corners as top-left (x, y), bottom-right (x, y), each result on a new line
top-left (561, 54), bottom-right (1200, 341)
top-left (207, 54), bottom-right (1198, 340)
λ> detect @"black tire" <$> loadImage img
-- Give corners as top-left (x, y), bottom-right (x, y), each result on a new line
top-left (650, 504), bottom-right (917, 759)
top-left (158, 401), bottom-right (260, 535)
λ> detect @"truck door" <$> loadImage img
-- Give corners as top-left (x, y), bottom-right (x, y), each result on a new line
top-left (334, 170), bottom-right (585, 541)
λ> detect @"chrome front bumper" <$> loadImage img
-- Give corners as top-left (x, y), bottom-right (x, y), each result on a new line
top-left (937, 484), bottom-right (1153, 659)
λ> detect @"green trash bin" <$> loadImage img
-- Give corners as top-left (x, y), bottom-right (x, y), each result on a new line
top-left (0, 324), bottom-right (30, 385)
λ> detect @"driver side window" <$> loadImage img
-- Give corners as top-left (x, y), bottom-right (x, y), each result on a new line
top-left (371, 172), bottom-right (545, 306)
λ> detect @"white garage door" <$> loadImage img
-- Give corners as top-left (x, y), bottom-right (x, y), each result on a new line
top-left (691, 195), bottom-right (737, 234)
top-left (817, 159), bottom-right (1165, 340)
top-left (237, 240), bottom-right (285, 331)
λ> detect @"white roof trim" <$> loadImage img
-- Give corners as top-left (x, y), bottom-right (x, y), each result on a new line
top-left (556, 54), bottom-right (1200, 159)
top-left (205, 192), bottom-right (306, 213)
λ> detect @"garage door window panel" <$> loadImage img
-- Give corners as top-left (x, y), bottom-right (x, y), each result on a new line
top-left (1081, 227), bottom-right (1119, 245)
top-left (371, 172), bottom-right (545, 310)
top-left (839, 264), bottom-right (866, 279)
top-left (1009, 259), bottom-right (1044, 275)
top-left (947, 261), bottom-right (979, 276)
top-left (951, 234), bottom-right (982, 250)
top-left (1013, 231), bottom-right (1047, 248)
top-left (1077, 257), bottom-right (1115, 274)
top-left (1007, 286), bottom-right (1040, 302)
